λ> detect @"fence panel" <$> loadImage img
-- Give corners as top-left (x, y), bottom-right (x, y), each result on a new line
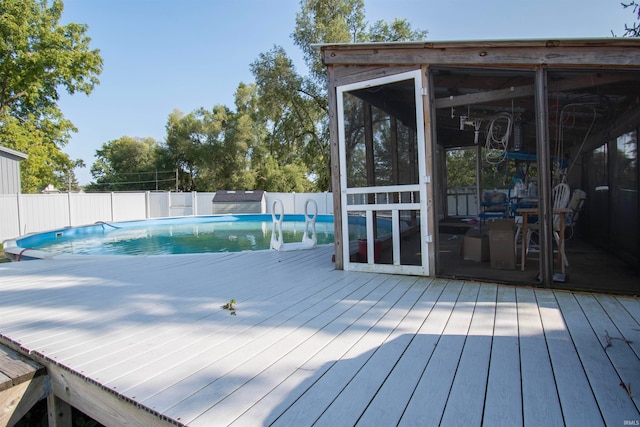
top-left (0, 195), bottom-right (20, 240)
top-left (148, 192), bottom-right (169, 218)
top-left (194, 192), bottom-right (216, 215)
top-left (265, 193), bottom-right (333, 214)
top-left (20, 194), bottom-right (70, 235)
top-left (447, 187), bottom-right (479, 217)
top-left (169, 192), bottom-right (193, 216)
top-left (112, 193), bottom-right (147, 221)
top-left (71, 193), bottom-right (113, 226)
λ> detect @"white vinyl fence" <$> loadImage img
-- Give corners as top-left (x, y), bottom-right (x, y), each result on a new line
top-left (0, 191), bottom-right (333, 242)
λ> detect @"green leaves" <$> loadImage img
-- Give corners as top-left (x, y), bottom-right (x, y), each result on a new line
top-left (293, 0), bottom-right (366, 83)
top-left (0, 0), bottom-right (103, 192)
top-left (222, 299), bottom-right (237, 315)
top-left (87, 136), bottom-right (161, 191)
top-left (368, 18), bottom-right (428, 43)
top-left (163, 106), bottom-right (253, 191)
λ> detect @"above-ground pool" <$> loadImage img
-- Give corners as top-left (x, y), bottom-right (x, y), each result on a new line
top-left (3, 214), bottom-right (335, 259)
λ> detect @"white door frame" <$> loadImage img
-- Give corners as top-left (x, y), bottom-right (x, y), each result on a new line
top-left (336, 70), bottom-right (429, 275)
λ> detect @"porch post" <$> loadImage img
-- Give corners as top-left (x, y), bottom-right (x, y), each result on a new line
top-left (327, 65), bottom-right (344, 269)
top-left (423, 65), bottom-right (437, 276)
top-left (535, 67), bottom-right (554, 286)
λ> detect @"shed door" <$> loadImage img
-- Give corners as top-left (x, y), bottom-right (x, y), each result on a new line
top-left (337, 70), bottom-right (429, 275)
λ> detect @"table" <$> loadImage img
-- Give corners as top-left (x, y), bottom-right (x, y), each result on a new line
top-left (517, 207), bottom-right (571, 274)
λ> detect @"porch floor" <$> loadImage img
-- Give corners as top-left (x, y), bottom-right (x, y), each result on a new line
top-left (1, 245), bottom-right (639, 426)
top-left (438, 218), bottom-right (639, 294)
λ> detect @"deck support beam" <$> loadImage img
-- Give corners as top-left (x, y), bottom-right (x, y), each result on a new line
top-left (0, 344), bottom-right (49, 427)
top-left (45, 363), bottom-right (173, 427)
top-left (47, 395), bottom-right (72, 427)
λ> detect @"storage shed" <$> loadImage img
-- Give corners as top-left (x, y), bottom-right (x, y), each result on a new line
top-left (212, 190), bottom-right (266, 214)
top-left (321, 38), bottom-right (640, 291)
top-left (0, 146), bottom-right (27, 194)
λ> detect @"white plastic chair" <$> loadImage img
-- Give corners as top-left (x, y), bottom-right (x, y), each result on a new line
top-left (519, 182), bottom-right (571, 269)
top-left (565, 189), bottom-right (587, 239)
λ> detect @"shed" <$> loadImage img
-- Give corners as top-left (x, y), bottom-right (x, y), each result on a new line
top-left (212, 190), bottom-right (266, 214)
top-left (321, 38), bottom-right (640, 290)
top-left (0, 146), bottom-right (27, 194)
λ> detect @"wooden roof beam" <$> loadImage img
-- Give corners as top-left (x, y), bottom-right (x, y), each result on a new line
top-left (435, 73), bottom-right (634, 109)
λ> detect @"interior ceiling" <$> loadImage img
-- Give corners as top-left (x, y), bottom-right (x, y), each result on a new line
top-left (433, 69), bottom-right (640, 152)
top-left (351, 68), bottom-right (640, 153)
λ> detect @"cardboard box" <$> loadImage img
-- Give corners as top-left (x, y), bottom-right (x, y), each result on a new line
top-left (463, 230), bottom-right (489, 262)
top-left (489, 219), bottom-right (516, 269)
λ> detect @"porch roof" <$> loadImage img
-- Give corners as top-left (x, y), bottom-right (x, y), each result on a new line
top-left (320, 37), bottom-right (640, 67)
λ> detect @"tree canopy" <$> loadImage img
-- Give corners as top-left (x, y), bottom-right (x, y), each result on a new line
top-left (87, 136), bottom-right (165, 191)
top-left (0, 0), bottom-right (102, 192)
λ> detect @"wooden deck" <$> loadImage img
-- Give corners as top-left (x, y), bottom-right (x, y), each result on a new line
top-left (1, 245), bottom-right (639, 426)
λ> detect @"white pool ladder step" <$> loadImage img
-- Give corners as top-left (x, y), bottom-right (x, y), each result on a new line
top-left (270, 199), bottom-right (318, 251)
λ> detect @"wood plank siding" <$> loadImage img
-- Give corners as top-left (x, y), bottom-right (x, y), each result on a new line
top-left (321, 39), bottom-right (640, 68)
top-left (1, 247), bottom-right (639, 426)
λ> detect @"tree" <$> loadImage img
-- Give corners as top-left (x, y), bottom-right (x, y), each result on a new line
top-left (446, 149), bottom-right (477, 188)
top-left (622, 1), bottom-right (640, 37)
top-left (250, 47), bottom-right (324, 189)
top-left (246, 0), bottom-right (428, 191)
top-left (368, 18), bottom-right (428, 42)
top-left (88, 136), bottom-right (164, 191)
top-left (293, 0), bottom-right (367, 84)
top-left (163, 109), bottom-right (209, 191)
top-left (58, 158), bottom-right (85, 192)
top-left (0, 0), bottom-right (102, 192)
top-left (163, 105), bottom-right (255, 191)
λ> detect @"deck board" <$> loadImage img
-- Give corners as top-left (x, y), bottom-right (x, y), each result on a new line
top-left (596, 294), bottom-right (640, 360)
top-left (193, 274), bottom-right (409, 426)
top-left (350, 279), bottom-right (447, 426)
top-left (517, 287), bottom-right (564, 426)
top-left (1, 245), bottom-right (639, 426)
top-left (535, 290), bottom-right (603, 426)
top-left (226, 275), bottom-right (413, 426)
top-left (126, 273), bottom-right (381, 408)
top-left (482, 286), bottom-right (522, 425)
top-left (164, 275), bottom-right (417, 424)
top-left (439, 282), bottom-right (496, 427)
top-left (268, 275), bottom-right (421, 426)
top-left (574, 293), bottom-right (640, 412)
top-left (310, 277), bottom-right (426, 427)
top-left (398, 281), bottom-right (477, 426)
top-left (555, 291), bottom-right (640, 425)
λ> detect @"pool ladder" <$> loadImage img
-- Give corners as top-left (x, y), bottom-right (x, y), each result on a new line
top-left (270, 199), bottom-right (318, 251)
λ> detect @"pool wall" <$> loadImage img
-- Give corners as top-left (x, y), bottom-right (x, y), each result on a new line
top-left (3, 214), bottom-right (334, 261)
top-left (0, 191), bottom-right (335, 242)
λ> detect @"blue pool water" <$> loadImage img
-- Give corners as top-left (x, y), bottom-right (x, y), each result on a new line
top-left (15, 214), bottom-right (335, 256)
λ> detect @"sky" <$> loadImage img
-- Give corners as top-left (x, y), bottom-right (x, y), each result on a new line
top-left (57, 0), bottom-right (633, 185)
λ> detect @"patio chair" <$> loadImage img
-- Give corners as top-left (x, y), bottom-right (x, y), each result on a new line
top-left (478, 191), bottom-right (509, 230)
top-left (565, 189), bottom-right (587, 239)
top-left (518, 182), bottom-right (571, 269)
